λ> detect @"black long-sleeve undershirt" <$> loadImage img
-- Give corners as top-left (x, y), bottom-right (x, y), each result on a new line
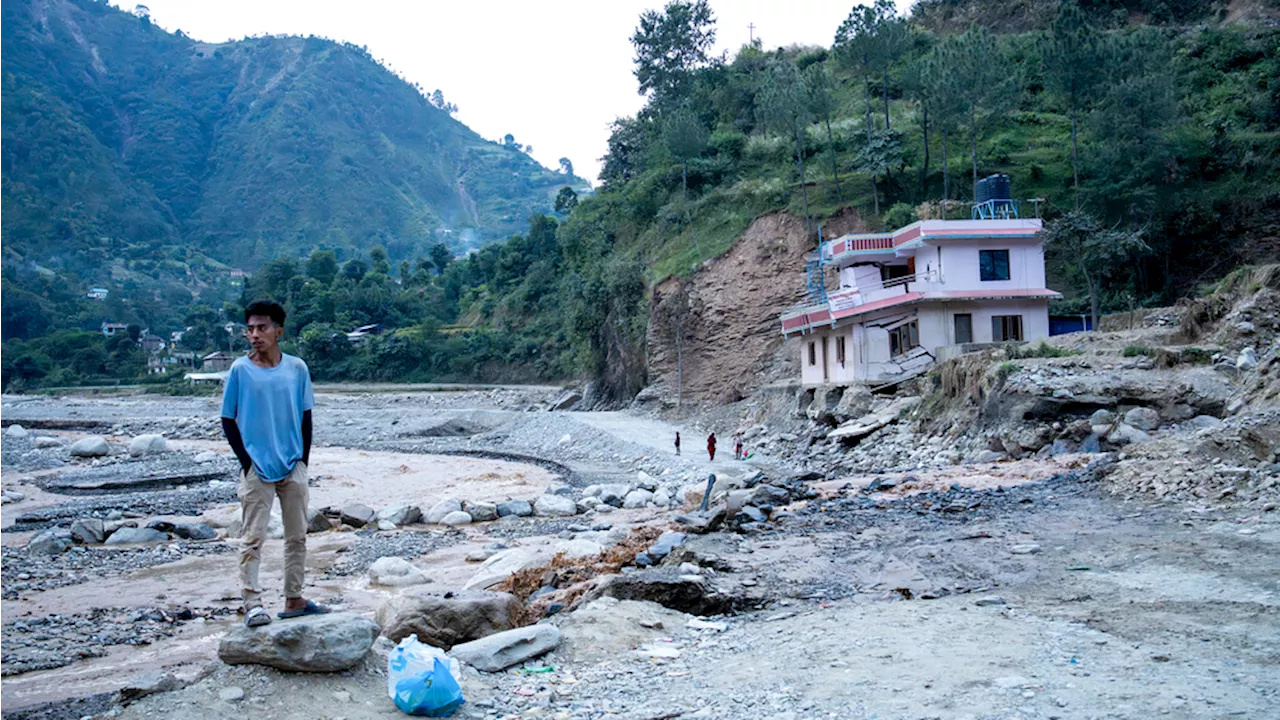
top-left (221, 409), bottom-right (312, 472)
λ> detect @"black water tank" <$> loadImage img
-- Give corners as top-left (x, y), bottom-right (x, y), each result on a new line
top-left (975, 173), bottom-right (1012, 204)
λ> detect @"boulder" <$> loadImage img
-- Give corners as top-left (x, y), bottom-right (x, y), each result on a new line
top-left (1124, 407), bottom-right (1161, 432)
top-left (806, 385), bottom-right (842, 425)
top-left (425, 498), bottom-right (463, 523)
top-left (217, 612), bottom-right (379, 672)
top-left (1088, 409), bottom-right (1117, 427)
top-left (596, 484), bottom-right (632, 508)
top-left (634, 471), bottom-right (658, 491)
top-left (623, 489), bottom-right (654, 509)
top-left (462, 501), bottom-right (498, 522)
top-left (375, 589), bottom-right (523, 648)
top-left (5, 424), bottom-right (29, 438)
top-left (449, 624), bottom-right (561, 672)
top-left (652, 489), bottom-right (672, 507)
top-left (340, 503), bottom-right (376, 528)
top-left (70, 517), bottom-right (106, 544)
top-left (464, 548), bottom-right (536, 591)
top-left (582, 571), bottom-right (735, 616)
top-left (173, 523), bottom-right (217, 540)
top-left (645, 532), bottom-right (687, 562)
top-left (34, 436), bottom-right (61, 449)
top-left (747, 484), bottom-right (790, 507)
top-left (129, 434), bottom-right (169, 457)
top-left (376, 505), bottom-right (422, 527)
top-left (832, 384), bottom-right (873, 423)
top-left (974, 450), bottom-right (1007, 463)
top-left (69, 436), bottom-right (111, 457)
top-left (105, 527), bottom-right (169, 544)
top-left (1191, 415), bottom-right (1224, 430)
top-left (368, 556), bottom-right (429, 587)
top-left (116, 670), bottom-right (179, 705)
top-left (549, 390), bottom-right (583, 411)
top-left (1237, 347), bottom-right (1258, 371)
top-left (28, 529), bottom-right (71, 556)
top-left (495, 499), bottom-right (533, 517)
top-left (534, 494), bottom-right (577, 517)
top-left (194, 450), bottom-right (220, 463)
top-left (439, 511), bottom-right (473, 526)
top-left (1107, 423), bottom-right (1151, 446)
top-left (683, 475), bottom-right (740, 509)
top-left (307, 507), bottom-right (333, 533)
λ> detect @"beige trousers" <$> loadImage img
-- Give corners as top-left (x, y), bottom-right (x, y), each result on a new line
top-left (238, 462), bottom-right (309, 608)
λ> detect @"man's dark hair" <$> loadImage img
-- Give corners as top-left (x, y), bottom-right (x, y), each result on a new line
top-left (243, 299), bottom-right (286, 327)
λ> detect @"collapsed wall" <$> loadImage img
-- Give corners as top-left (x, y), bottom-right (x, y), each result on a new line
top-left (643, 209), bottom-right (867, 407)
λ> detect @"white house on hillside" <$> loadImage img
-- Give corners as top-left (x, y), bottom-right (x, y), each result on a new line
top-left (781, 182), bottom-right (1060, 387)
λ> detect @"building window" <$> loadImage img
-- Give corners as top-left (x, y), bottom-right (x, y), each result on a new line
top-left (954, 313), bottom-right (973, 344)
top-left (992, 315), bottom-right (1023, 342)
top-left (836, 336), bottom-right (846, 366)
top-left (888, 320), bottom-right (920, 357)
top-left (808, 341), bottom-right (816, 366)
top-left (979, 249), bottom-right (1011, 281)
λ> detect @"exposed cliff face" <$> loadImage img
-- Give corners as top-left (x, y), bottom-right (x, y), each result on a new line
top-left (646, 209), bottom-right (868, 406)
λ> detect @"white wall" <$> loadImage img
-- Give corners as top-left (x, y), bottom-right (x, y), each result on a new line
top-left (914, 240), bottom-right (1047, 292)
top-left (928, 299), bottom-right (1051, 344)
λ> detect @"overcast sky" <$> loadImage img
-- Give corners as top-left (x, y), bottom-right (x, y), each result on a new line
top-left (118, 1), bottom-right (911, 183)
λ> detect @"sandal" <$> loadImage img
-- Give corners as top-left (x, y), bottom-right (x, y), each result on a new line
top-left (245, 606), bottom-right (272, 627)
top-left (277, 599), bottom-right (331, 619)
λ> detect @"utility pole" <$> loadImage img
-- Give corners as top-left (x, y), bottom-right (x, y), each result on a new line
top-left (748, 22), bottom-right (755, 43)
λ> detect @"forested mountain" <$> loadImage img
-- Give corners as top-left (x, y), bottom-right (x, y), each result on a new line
top-left (3, 0), bottom-right (1278, 398)
top-left (1, 0), bottom-right (581, 340)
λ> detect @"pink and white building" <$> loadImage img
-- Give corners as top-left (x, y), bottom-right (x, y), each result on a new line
top-left (781, 217), bottom-right (1061, 387)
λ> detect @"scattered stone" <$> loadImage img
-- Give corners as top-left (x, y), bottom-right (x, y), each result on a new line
top-left (645, 532), bottom-right (687, 562)
top-left (464, 549), bottom-right (536, 591)
top-left (68, 436), bottom-right (111, 457)
top-left (376, 504), bottom-right (422, 526)
top-left (6, 424), bottom-right (29, 438)
top-left (173, 523), bottom-right (217, 540)
top-left (128, 434), bottom-right (169, 457)
top-left (463, 501), bottom-right (498, 522)
top-left (1010, 544), bottom-right (1042, 555)
top-left (425, 498), bottom-right (463, 523)
top-left (534, 494), bottom-right (578, 517)
top-left (368, 556), bottom-right (430, 586)
top-left (1, 490), bottom-right (25, 504)
top-left (597, 484), bottom-right (632, 507)
top-left (377, 520), bottom-right (397, 531)
top-left (449, 624), bottom-right (561, 672)
top-left (218, 687), bottom-right (245, 703)
top-left (1124, 407), bottom-right (1161, 432)
top-left (117, 670), bottom-right (179, 705)
top-left (34, 436), bottom-right (62, 449)
top-left (974, 450), bottom-right (1007, 463)
top-left (1089, 409), bottom-right (1116, 426)
top-left (218, 612), bottom-right (379, 672)
top-left (1234, 320), bottom-right (1256, 334)
top-left (105, 527), bottom-right (169, 544)
top-left (975, 596), bottom-right (1007, 607)
top-left (1237, 347), bottom-right (1258, 371)
top-left (583, 571), bottom-right (735, 616)
top-left (439, 510), bottom-right (473, 526)
top-left (1107, 423), bottom-right (1150, 446)
top-left (623, 489), bottom-right (654, 509)
top-left (1191, 415), bottom-right (1223, 430)
top-left (70, 517), bottom-right (106, 544)
top-left (375, 589), bottom-right (523, 648)
top-left (496, 499), bottom-right (533, 517)
top-left (194, 450), bottom-right (220, 463)
top-left (340, 503), bottom-right (376, 528)
top-left (28, 529), bottom-right (72, 556)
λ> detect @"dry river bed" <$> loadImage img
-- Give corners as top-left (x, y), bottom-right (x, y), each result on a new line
top-left (1, 390), bottom-right (1277, 720)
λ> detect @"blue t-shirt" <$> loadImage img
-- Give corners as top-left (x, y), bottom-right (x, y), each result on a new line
top-left (220, 354), bottom-right (315, 482)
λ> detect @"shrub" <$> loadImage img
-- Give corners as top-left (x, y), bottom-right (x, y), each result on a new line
top-left (1009, 341), bottom-right (1079, 359)
top-left (996, 362), bottom-right (1022, 382)
top-left (1122, 345), bottom-right (1152, 357)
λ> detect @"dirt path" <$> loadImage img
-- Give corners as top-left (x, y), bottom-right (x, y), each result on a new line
top-left (571, 411), bottom-right (761, 472)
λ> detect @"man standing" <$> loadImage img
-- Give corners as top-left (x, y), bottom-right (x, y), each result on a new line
top-left (221, 300), bottom-right (327, 627)
top-left (674, 432), bottom-right (681, 456)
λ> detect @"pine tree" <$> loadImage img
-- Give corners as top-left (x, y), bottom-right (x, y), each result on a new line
top-left (1041, 0), bottom-right (1105, 212)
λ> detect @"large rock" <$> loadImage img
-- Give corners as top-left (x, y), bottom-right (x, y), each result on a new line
top-left (128, 434), bottom-right (168, 457)
top-left (340, 503), bottom-right (376, 528)
top-left (34, 436), bottom-right (62, 449)
top-left (449, 624), bottom-right (561, 672)
top-left (425, 498), bottom-right (463, 523)
top-left (28, 529), bottom-right (71, 556)
top-left (1237, 347), bottom-right (1258, 371)
top-left (173, 523), bottom-right (217, 540)
top-left (683, 475), bottom-right (740, 509)
top-left (376, 505), bottom-right (422, 527)
top-left (747, 484), bottom-right (790, 508)
top-left (439, 510), bottom-right (473, 526)
top-left (622, 489), bottom-right (654, 509)
top-left (549, 390), bottom-right (582, 411)
top-left (375, 589), bottom-right (523, 648)
top-left (806, 385), bottom-right (842, 425)
top-left (368, 556), bottom-right (429, 587)
top-left (463, 501), bottom-right (498, 522)
top-left (105, 527), bottom-right (169, 544)
top-left (307, 507), bottom-right (333, 533)
top-left (70, 517), bottom-right (106, 544)
top-left (464, 548), bottom-right (536, 591)
top-left (1124, 407), bottom-right (1161, 432)
top-left (534, 494), bottom-right (577, 517)
top-left (117, 670), bottom-right (179, 705)
top-left (68, 436), bottom-right (110, 457)
top-left (1107, 423), bottom-right (1151, 446)
top-left (1191, 415), bottom-right (1223, 430)
top-left (596, 484), bottom-right (632, 508)
top-left (218, 612), bottom-right (379, 672)
top-left (496, 499), bottom-right (533, 517)
top-left (645, 532), bottom-right (687, 562)
top-left (1088, 409), bottom-right (1117, 426)
top-left (832, 384), bottom-right (873, 423)
top-left (582, 570), bottom-right (735, 616)
top-left (5, 424), bottom-right (29, 438)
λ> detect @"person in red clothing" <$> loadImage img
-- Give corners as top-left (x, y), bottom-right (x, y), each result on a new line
top-left (707, 432), bottom-right (717, 461)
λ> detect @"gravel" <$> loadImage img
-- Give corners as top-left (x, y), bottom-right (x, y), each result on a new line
top-left (322, 528), bottom-right (465, 578)
top-left (0, 541), bottom-right (234, 600)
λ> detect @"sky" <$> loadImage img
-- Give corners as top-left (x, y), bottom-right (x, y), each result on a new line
top-left (118, 1), bottom-right (912, 183)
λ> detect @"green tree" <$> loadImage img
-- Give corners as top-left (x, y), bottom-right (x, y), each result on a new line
top-left (342, 257), bottom-right (369, 282)
top-left (428, 244), bottom-right (453, 275)
top-left (558, 157), bottom-right (574, 176)
top-left (856, 128), bottom-right (905, 217)
top-left (803, 63), bottom-right (844, 203)
top-left (758, 60), bottom-right (814, 230)
top-left (306, 250), bottom-right (339, 285)
top-left (555, 186), bottom-right (579, 214)
top-left (1043, 211), bottom-right (1151, 329)
top-left (1041, 0), bottom-right (1106, 212)
top-left (663, 107), bottom-right (710, 260)
top-left (934, 26), bottom-right (1014, 192)
top-left (631, 0), bottom-right (717, 106)
top-left (369, 245), bottom-right (391, 275)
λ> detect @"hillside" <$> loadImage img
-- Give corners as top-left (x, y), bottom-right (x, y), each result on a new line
top-left (1, 0), bottom-right (581, 337)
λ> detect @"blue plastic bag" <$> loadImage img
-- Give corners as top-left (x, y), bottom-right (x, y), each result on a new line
top-left (392, 657), bottom-right (464, 717)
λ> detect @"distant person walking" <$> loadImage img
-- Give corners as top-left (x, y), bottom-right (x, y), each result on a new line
top-left (674, 432), bottom-right (681, 456)
top-left (733, 433), bottom-right (744, 460)
top-left (220, 299), bottom-right (328, 628)
top-left (707, 432), bottom-right (717, 462)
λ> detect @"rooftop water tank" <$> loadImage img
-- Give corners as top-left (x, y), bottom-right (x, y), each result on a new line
top-left (974, 173), bottom-right (1012, 204)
